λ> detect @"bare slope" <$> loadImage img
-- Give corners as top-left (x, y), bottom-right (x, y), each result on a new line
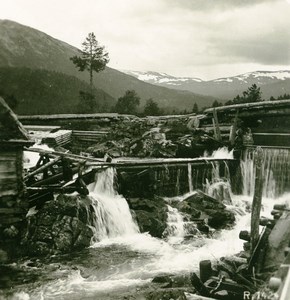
top-left (0, 20), bottom-right (215, 112)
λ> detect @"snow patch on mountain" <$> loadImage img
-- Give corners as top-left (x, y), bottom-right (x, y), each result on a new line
top-left (122, 70), bottom-right (203, 85)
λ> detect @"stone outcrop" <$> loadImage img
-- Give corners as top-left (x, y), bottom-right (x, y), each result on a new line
top-left (127, 197), bottom-right (168, 238)
top-left (22, 194), bottom-right (96, 256)
top-left (174, 190), bottom-right (235, 230)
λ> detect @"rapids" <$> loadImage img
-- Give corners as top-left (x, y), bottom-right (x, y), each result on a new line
top-left (3, 147), bottom-right (290, 299)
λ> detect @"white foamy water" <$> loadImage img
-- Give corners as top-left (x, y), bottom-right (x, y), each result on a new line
top-left (88, 168), bottom-right (139, 241)
top-left (204, 146), bottom-right (234, 160)
top-left (12, 148), bottom-right (290, 300)
top-left (164, 205), bottom-right (185, 245)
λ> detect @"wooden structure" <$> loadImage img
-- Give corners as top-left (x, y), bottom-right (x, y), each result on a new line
top-left (202, 99), bottom-right (290, 147)
top-left (0, 97), bottom-right (33, 224)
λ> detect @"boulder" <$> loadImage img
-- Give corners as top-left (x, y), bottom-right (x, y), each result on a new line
top-left (207, 210), bottom-right (236, 229)
top-left (22, 194), bottom-right (96, 256)
top-left (177, 190), bottom-right (235, 229)
top-left (127, 197), bottom-right (168, 238)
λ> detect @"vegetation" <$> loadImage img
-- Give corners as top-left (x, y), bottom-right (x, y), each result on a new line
top-left (192, 103), bottom-right (199, 114)
top-left (270, 93), bottom-right (290, 101)
top-left (143, 98), bottom-right (161, 116)
top-left (70, 32), bottom-right (109, 91)
top-left (0, 67), bottom-right (115, 114)
top-left (225, 84), bottom-right (262, 105)
top-left (211, 100), bottom-right (223, 108)
top-left (70, 33), bottom-right (109, 112)
top-left (115, 90), bottom-right (140, 114)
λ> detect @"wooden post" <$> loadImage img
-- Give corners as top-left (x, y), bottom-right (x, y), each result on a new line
top-left (229, 110), bottom-right (239, 146)
top-left (251, 146), bottom-right (264, 254)
top-left (212, 108), bottom-right (221, 141)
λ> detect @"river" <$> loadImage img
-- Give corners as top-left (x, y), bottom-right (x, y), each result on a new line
top-left (2, 147), bottom-right (290, 300)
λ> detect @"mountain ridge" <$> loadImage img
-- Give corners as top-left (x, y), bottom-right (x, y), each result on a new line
top-left (0, 19), bottom-right (215, 113)
top-left (122, 70), bottom-right (290, 100)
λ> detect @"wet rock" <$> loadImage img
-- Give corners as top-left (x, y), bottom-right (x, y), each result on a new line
top-left (22, 194), bottom-right (96, 256)
top-left (176, 201), bottom-right (201, 218)
top-left (152, 275), bottom-right (173, 287)
top-left (127, 197), bottom-right (168, 238)
top-left (207, 210), bottom-right (235, 229)
top-left (178, 190), bottom-right (235, 230)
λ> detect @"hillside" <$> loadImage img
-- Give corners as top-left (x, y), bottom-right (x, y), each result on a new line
top-left (0, 19), bottom-right (215, 113)
top-left (0, 67), bottom-right (115, 115)
top-left (123, 70), bottom-right (290, 100)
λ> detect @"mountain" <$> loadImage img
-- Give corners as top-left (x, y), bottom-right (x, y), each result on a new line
top-left (0, 20), bottom-right (215, 113)
top-left (123, 70), bottom-right (290, 100)
top-left (0, 67), bottom-right (115, 115)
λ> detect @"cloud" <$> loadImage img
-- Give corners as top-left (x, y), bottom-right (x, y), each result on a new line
top-left (0, 0), bottom-right (290, 79)
top-left (165, 0), bottom-right (282, 11)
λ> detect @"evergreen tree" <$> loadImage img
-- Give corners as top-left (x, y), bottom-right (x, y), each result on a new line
top-left (70, 32), bottom-right (109, 92)
top-left (115, 90), bottom-right (140, 114)
top-left (232, 84), bottom-right (263, 104)
top-left (144, 98), bottom-right (160, 116)
top-left (242, 84), bottom-right (262, 102)
top-left (212, 100), bottom-right (222, 107)
top-left (192, 102), bottom-right (199, 113)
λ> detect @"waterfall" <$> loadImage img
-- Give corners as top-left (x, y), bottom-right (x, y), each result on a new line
top-left (188, 163), bottom-right (193, 193)
top-left (164, 205), bottom-right (185, 244)
top-left (241, 148), bottom-right (290, 198)
top-left (88, 168), bottom-right (139, 242)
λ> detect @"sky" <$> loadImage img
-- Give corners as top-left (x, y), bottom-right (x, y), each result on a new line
top-left (1, 0), bottom-right (290, 80)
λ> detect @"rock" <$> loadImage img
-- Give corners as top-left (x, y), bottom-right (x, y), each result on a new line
top-left (146, 289), bottom-right (187, 300)
top-left (152, 274), bottom-right (173, 287)
top-left (207, 210), bottom-right (235, 229)
top-left (127, 197), bottom-right (168, 238)
top-left (176, 201), bottom-right (201, 218)
top-left (178, 190), bottom-right (235, 230)
top-left (22, 194), bottom-right (96, 256)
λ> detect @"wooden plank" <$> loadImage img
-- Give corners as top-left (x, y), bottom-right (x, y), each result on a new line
top-left (0, 174), bottom-right (17, 179)
top-left (0, 190), bottom-right (18, 197)
top-left (0, 208), bottom-right (26, 214)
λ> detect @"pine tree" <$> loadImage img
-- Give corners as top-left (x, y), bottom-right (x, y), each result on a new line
top-left (70, 32), bottom-right (109, 92)
top-left (192, 102), bottom-right (199, 113)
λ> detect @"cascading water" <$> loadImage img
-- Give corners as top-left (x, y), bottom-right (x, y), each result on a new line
top-left (10, 146), bottom-right (283, 300)
top-left (88, 168), bottom-right (139, 241)
top-left (164, 205), bottom-right (185, 244)
top-left (241, 147), bottom-right (290, 198)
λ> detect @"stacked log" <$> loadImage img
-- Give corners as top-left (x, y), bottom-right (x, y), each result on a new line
top-left (72, 130), bottom-right (109, 142)
top-left (41, 130), bottom-right (72, 147)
